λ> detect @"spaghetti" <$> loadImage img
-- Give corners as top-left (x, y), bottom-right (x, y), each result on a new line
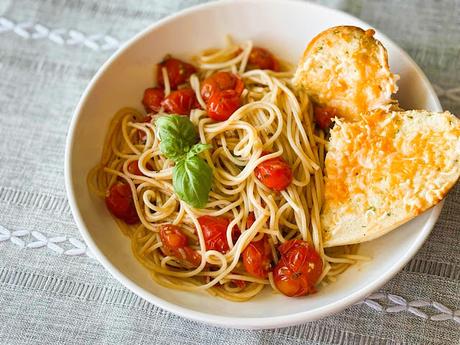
top-left (88, 37), bottom-right (367, 301)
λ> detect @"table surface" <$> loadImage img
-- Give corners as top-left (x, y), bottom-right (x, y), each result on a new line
top-left (0, 0), bottom-right (459, 344)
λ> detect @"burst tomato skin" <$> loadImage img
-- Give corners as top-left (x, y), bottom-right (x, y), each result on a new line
top-left (254, 153), bottom-right (293, 191)
top-left (159, 224), bottom-right (201, 267)
top-left (198, 215), bottom-right (232, 253)
top-left (314, 106), bottom-right (338, 129)
top-left (157, 57), bottom-right (196, 89)
top-left (242, 236), bottom-right (272, 278)
top-left (160, 224), bottom-right (188, 249)
top-left (142, 87), bottom-right (164, 113)
top-left (201, 71), bottom-right (244, 102)
top-left (206, 89), bottom-right (241, 121)
top-left (161, 88), bottom-right (199, 115)
top-left (105, 183), bottom-right (139, 224)
top-left (248, 47), bottom-right (280, 71)
top-left (272, 239), bottom-right (323, 297)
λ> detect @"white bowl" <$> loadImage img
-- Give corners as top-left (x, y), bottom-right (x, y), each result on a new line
top-left (65, 0), bottom-right (442, 329)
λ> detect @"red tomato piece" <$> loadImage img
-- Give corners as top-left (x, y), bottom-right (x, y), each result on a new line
top-left (206, 89), bottom-right (241, 121)
top-left (142, 87), bottom-right (164, 113)
top-left (254, 153), bottom-right (293, 191)
top-left (201, 71), bottom-right (245, 102)
top-left (127, 160), bottom-right (153, 176)
top-left (248, 47), bottom-right (280, 71)
top-left (272, 239), bottom-right (323, 297)
top-left (161, 88), bottom-right (199, 115)
top-left (242, 236), bottom-right (272, 278)
top-left (157, 57), bottom-right (196, 89)
top-left (105, 183), bottom-right (139, 224)
top-left (160, 224), bottom-right (188, 249)
top-left (181, 246), bottom-right (202, 267)
top-left (198, 215), bottom-right (232, 253)
top-left (314, 106), bottom-right (338, 129)
top-left (246, 212), bottom-right (255, 228)
top-left (159, 224), bottom-right (201, 267)
top-left (127, 160), bottom-right (143, 176)
top-left (231, 279), bottom-right (247, 289)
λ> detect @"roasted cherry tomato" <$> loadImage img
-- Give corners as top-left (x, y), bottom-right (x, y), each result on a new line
top-left (160, 224), bottom-right (201, 267)
top-left (137, 115), bottom-right (152, 142)
top-left (198, 215), bottom-right (233, 253)
top-left (201, 71), bottom-right (245, 102)
top-left (157, 57), bottom-right (196, 89)
top-left (248, 47), bottom-right (280, 71)
top-left (273, 239), bottom-right (323, 297)
top-left (127, 160), bottom-right (153, 176)
top-left (127, 160), bottom-right (143, 176)
top-left (160, 224), bottom-right (188, 249)
top-left (314, 106), bottom-right (338, 129)
top-left (254, 153), bottom-right (293, 191)
top-left (142, 87), bottom-right (164, 113)
top-left (242, 236), bottom-right (272, 278)
top-left (105, 183), bottom-right (139, 224)
top-left (161, 88), bottom-right (199, 115)
top-left (206, 89), bottom-right (241, 121)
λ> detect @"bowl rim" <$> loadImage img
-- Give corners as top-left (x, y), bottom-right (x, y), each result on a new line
top-left (64, 0), bottom-right (443, 329)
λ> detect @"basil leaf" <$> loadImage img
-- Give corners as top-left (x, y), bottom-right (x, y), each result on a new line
top-left (156, 115), bottom-right (198, 161)
top-left (186, 143), bottom-right (212, 159)
top-left (173, 156), bottom-right (212, 208)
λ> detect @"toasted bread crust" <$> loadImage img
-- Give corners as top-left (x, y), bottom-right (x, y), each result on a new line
top-left (321, 110), bottom-right (460, 247)
top-left (294, 26), bottom-right (399, 122)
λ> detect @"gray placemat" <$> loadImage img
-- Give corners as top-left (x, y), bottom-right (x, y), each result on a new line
top-left (0, 0), bottom-right (459, 344)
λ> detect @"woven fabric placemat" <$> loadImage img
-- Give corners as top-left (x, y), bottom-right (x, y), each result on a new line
top-left (0, 0), bottom-right (458, 344)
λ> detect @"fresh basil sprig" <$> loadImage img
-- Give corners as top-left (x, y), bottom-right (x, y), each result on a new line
top-left (156, 115), bottom-right (198, 161)
top-left (155, 115), bottom-right (212, 208)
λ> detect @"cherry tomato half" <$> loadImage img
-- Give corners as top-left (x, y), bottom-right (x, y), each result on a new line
top-left (254, 153), bottom-right (293, 191)
top-left (273, 239), bottom-right (323, 297)
top-left (201, 71), bottom-right (245, 102)
top-left (160, 224), bottom-right (188, 249)
top-left (157, 57), bottom-right (196, 89)
top-left (161, 88), bottom-right (200, 115)
top-left (142, 87), bottom-right (164, 113)
top-left (248, 47), bottom-right (280, 71)
top-left (105, 183), bottom-right (139, 224)
top-left (198, 215), bottom-right (233, 253)
top-left (314, 106), bottom-right (338, 129)
top-left (242, 236), bottom-right (272, 278)
top-left (206, 89), bottom-right (241, 121)
top-left (160, 224), bottom-right (201, 267)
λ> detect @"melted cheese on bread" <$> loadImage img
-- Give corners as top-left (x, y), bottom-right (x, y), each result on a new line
top-left (322, 110), bottom-right (460, 247)
top-left (294, 26), bottom-right (399, 122)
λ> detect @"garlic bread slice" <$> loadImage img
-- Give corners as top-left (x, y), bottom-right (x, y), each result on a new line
top-left (294, 26), bottom-right (399, 122)
top-left (322, 110), bottom-right (460, 247)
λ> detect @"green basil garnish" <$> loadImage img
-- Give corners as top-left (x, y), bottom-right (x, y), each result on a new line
top-left (173, 156), bottom-right (213, 208)
top-left (156, 115), bottom-right (198, 161)
top-left (155, 115), bottom-right (212, 208)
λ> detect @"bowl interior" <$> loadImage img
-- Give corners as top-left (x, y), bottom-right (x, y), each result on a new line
top-left (66, 0), bottom-right (442, 328)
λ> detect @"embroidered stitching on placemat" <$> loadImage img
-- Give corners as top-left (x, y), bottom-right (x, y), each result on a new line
top-left (0, 17), bottom-right (120, 51)
top-left (0, 224), bottom-right (93, 257)
top-left (358, 292), bottom-right (460, 323)
top-left (0, 222), bottom-right (458, 323)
